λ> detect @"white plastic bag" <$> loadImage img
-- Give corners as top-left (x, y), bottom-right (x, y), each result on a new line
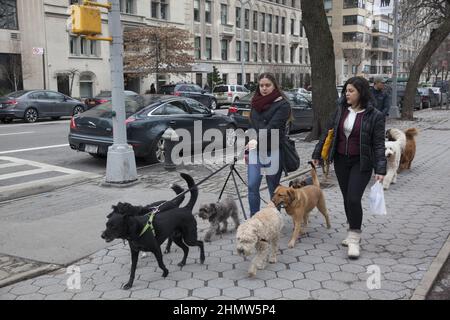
top-left (369, 181), bottom-right (387, 216)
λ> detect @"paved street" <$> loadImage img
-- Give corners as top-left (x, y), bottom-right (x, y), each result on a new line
top-left (0, 108), bottom-right (449, 300)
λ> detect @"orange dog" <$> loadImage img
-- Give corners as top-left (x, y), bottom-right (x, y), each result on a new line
top-left (399, 128), bottom-right (418, 171)
top-left (272, 162), bottom-right (331, 248)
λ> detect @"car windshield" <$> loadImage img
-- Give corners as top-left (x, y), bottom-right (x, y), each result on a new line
top-left (93, 95), bottom-right (162, 116)
top-left (6, 90), bottom-right (29, 98)
top-left (213, 86), bottom-right (228, 93)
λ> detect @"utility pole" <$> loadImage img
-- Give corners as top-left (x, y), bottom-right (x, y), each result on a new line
top-left (389, 0), bottom-right (401, 119)
top-left (105, 0), bottom-right (138, 184)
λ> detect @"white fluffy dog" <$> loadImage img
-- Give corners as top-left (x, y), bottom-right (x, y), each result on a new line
top-left (236, 202), bottom-right (283, 277)
top-left (386, 128), bottom-right (406, 153)
top-left (384, 141), bottom-right (401, 190)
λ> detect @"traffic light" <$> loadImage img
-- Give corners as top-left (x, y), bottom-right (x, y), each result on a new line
top-left (70, 4), bottom-right (102, 35)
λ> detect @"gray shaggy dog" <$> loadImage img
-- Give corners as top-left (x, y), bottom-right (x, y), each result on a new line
top-left (198, 197), bottom-right (240, 242)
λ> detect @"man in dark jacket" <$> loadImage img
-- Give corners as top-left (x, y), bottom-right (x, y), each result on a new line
top-left (370, 76), bottom-right (390, 117)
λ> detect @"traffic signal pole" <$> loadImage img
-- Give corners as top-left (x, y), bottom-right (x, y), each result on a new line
top-left (104, 0), bottom-right (138, 184)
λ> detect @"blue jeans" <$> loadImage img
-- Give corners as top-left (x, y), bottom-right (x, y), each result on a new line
top-left (247, 149), bottom-right (282, 216)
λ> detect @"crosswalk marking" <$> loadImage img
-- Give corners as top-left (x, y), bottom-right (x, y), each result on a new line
top-left (0, 144), bottom-right (69, 155)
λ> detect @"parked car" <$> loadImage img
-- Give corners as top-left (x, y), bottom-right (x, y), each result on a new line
top-left (433, 80), bottom-right (449, 93)
top-left (212, 84), bottom-right (250, 106)
top-left (430, 87), bottom-right (448, 105)
top-left (159, 83), bottom-right (218, 110)
top-left (291, 88), bottom-right (312, 101)
top-left (417, 87), bottom-right (439, 108)
top-left (385, 84), bottom-right (422, 111)
top-left (227, 91), bottom-right (313, 133)
top-left (84, 90), bottom-right (139, 109)
top-left (0, 90), bottom-right (86, 123)
top-left (68, 95), bottom-right (237, 163)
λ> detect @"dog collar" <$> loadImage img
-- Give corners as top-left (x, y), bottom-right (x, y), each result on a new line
top-left (139, 209), bottom-right (157, 237)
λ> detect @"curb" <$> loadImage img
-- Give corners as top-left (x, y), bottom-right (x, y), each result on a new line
top-left (0, 173), bottom-right (101, 203)
top-left (0, 264), bottom-right (60, 289)
top-left (411, 234), bottom-right (450, 300)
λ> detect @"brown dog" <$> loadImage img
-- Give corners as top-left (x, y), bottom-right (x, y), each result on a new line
top-left (399, 128), bottom-right (418, 171)
top-left (272, 162), bottom-right (331, 248)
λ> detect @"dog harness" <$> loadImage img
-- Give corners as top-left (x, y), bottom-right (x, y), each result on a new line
top-left (139, 208), bottom-right (158, 237)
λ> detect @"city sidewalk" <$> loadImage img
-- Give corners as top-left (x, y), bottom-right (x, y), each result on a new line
top-left (0, 108), bottom-right (449, 300)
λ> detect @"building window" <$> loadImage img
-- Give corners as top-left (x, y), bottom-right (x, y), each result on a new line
top-left (237, 73), bottom-right (242, 85)
top-left (221, 4), bottom-right (228, 24)
top-left (194, 37), bottom-right (201, 59)
top-left (281, 17), bottom-right (285, 35)
top-left (260, 43), bottom-right (265, 61)
top-left (246, 73), bottom-right (251, 84)
top-left (245, 9), bottom-right (250, 29)
top-left (236, 41), bottom-right (241, 61)
top-left (267, 14), bottom-right (272, 33)
top-left (305, 48), bottom-right (309, 64)
top-left (290, 19), bottom-right (295, 35)
top-left (352, 65), bottom-right (358, 74)
top-left (194, 0), bottom-right (200, 22)
top-left (150, 0), bottom-right (168, 19)
top-left (299, 47), bottom-right (303, 64)
top-left (222, 73), bottom-right (228, 84)
top-left (274, 45), bottom-right (279, 62)
top-left (205, 1), bottom-right (211, 23)
top-left (324, 0), bottom-right (332, 11)
top-left (275, 16), bottom-right (279, 34)
top-left (268, 44), bottom-right (272, 62)
top-left (343, 0), bottom-right (365, 9)
top-left (261, 13), bottom-right (265, 32)
top-left (281, 45), bottom-right (285, 63)
top-left (300, 22), bottom-right (303, 37)
top-left (0, 0), bottom-right (19, 30)
top-left (327, 16), bottom-right (332, 26)
top-left (70, 36), bottom-right (99, 57)
top-left (221, 39), bottom-right (228, 60)
top-left (205, 37), bottom-right (212, 60)
top-left (253, 11), bottom-right (258, 30)
top-left (121, 0), bottom-right (135, 14)
top-left (343, 15), bottom-right (365, 26)
top-left (244, 41), bottom-right (250, 62)
top-left (253, 42), bottom-right (258, 62)
top-left (343, 32), bottom-right (364, 42)
top-left (236, 7), bottom-right (241, 28)
top-left (290, 46), bottom-right (295, 63)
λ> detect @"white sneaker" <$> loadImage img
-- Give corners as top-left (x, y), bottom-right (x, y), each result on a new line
top-left (347, 231), bottom-right (361, 259)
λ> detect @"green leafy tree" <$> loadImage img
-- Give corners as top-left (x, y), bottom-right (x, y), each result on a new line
top-left (207, 66), bottom-right (222, 88)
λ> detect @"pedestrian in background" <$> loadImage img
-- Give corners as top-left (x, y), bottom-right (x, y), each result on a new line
top-left (370, 76), bottom-right (390, 117)
top-left (312, 76), bottom-right (386, 259)
top-left (246, 73), bottom-right (291, 216)
top-left (150, 83), bottom-right (156, 94)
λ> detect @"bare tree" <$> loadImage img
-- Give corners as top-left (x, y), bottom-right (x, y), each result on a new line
top-left (399, 0), bottom-right (450, 119)
top-left (300, 0), bottom-right (338, 141)
top-left (343, 48), bottom-right (364, 76)
top-left (124, 25), bottom-right (194, 92)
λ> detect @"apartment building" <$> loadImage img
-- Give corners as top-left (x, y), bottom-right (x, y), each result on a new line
top-left (0, 0), bottom-right (310, 98)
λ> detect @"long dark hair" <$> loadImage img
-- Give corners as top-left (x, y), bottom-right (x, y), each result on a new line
top-left (340, 76), bottom-right (373, 109)
top-left (255, 73), bottom-right (289, 101)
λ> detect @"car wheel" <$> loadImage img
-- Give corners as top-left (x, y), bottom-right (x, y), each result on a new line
top-left (73, 105), bottom-right (85, 115)
top-left (210, 99), bottom-right (217, 110)
top-left (223, 124), bottom-right (237, 148)
top-left (24, 108), bottom-right (38, 123)
top-left (147, 137), bottom-right (165, 164)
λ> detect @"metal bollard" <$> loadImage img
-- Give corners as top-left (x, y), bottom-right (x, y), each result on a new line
top-left (162, 127), bottom-right (179, 171)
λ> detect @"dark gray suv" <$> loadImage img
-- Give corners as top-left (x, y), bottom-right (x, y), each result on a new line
top-left (159, 83), bottom-right (217, 110)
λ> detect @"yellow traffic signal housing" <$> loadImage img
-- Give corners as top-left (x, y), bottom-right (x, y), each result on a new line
top-left (71, 5), bottom-right (102, 35)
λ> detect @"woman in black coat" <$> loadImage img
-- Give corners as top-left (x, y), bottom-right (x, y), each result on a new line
top-left (312, 76), bottom-right (386, 259)
top-left (247, 73), bottom-right (291, 216)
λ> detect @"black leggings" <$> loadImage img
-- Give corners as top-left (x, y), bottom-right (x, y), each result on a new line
top-left (333, 154), bottom-right (372, 231)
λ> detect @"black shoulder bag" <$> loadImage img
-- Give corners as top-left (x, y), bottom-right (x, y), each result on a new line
top-left (280, 122), bottom-right (300, 177)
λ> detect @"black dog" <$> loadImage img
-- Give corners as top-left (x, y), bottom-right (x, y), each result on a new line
top-left (101, 173), bottom-right (205, 290)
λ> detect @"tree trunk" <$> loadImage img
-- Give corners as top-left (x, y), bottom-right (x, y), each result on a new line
top-left (402, 18), bottom-right (450, 119)
top-left (300, 0), bottom-right (338, 141)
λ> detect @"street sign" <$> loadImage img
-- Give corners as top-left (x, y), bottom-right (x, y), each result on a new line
top-left (32, 47), bottom-right (44, 55)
